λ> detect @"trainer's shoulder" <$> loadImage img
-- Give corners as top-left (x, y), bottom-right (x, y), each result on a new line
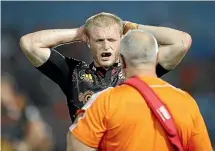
top-left (82, 87), bottom-right (114, 110)
top-left (165, 83), bottom-right (196, 103)
top-left (165, 83), bottom-right (187, 95)
top-left (110, 84), bottom-right (134, 98)
top-left (93, 87), bottom-right (114, 99)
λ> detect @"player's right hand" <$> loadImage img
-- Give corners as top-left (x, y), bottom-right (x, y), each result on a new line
top-left (77, 26), bottom-right (87, 43)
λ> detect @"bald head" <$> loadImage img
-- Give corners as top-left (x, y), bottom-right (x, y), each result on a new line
top-left (120, 30), bottom-right (158, 67)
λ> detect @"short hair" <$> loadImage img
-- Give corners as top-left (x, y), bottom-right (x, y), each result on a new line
top-left (120, 29), bottom-right (158, 67)
top-left (85, 12), bottom-right (123, 36)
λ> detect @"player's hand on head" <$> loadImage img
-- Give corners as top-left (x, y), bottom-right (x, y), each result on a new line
top-left (123, 21), bottom-right (130, 26)
top-left (122, 21), bottom-right (130, 34)
top-left (77, 25), bottom-right (87, 43)
top-left (123, 21), bottom-right (138, 35)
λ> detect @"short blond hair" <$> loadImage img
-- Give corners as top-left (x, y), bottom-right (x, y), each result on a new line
top-left (85, 12), bottom-right (123, 36)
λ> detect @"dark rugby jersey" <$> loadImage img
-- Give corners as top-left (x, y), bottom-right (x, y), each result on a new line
top-left (37, 49), bottom-right (170, 121)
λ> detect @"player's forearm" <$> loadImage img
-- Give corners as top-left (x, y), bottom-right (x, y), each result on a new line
top-left (19, 28), bottom-right (82, 67)
top-left (138, 25), bottom-right (192, 69)
top-left (138, 25), bottom-right (191, 47)
top-left (123, 22), bottom-right (192, 70)
top-left (124, 22), bottom-right (191, 50)
top-left (20, 28), bottom-right (81, 49)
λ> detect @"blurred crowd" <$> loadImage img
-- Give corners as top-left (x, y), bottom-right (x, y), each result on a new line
top-left (1, 1), bottom-right (215, 150)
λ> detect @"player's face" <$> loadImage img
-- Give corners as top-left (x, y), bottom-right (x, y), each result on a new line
top-left (87, 24), bottom-right (121, 68)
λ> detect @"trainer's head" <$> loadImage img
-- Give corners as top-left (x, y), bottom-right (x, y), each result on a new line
top-left (85, 12), bottom-right (123, 68)
top-left (120, 29), bottom-right (159, 78)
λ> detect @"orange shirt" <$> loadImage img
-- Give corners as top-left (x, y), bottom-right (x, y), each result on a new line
top-left (70, 76), bottom-right (212, 151)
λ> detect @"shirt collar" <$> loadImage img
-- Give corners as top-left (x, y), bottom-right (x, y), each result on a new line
top-left (89, 62), bottom-right (122, 76)
top-left (89, 62), bottom-right (121, 71)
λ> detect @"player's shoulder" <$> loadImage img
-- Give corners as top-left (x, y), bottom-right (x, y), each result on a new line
top-left (66, 57), bottom-right (87, 68)
top-left (63, 56), bottom-right (90, 73)
top-left (50, 47), bottom-right (88, 68)
top-left (92, 87), bottom-right (114, 100)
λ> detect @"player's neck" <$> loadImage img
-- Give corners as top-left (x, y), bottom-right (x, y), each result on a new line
top-left (93, 59), bottom-right (120, 70)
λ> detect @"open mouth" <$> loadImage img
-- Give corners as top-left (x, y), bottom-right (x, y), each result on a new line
top-left (101, 52), bottom-right (112, 57)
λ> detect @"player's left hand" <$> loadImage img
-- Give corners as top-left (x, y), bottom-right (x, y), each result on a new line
top-left (123, 21), bottom-right (139, 35)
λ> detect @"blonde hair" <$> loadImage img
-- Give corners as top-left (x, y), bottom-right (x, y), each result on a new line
top-left (85, 12), bottom-right (123, 36)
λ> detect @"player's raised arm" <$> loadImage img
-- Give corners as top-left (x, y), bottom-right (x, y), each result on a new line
top-left (123, 22), bottom-right (192, 70)
top-left (19, 26), bottom-right (87, 67)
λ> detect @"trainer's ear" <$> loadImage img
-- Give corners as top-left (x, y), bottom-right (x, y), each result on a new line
top-left (156, 51), bottom-right (159, 65)
top-left (86, 37), bottom-right (91, 49)
top-left (87, 43), bottom-right (91, 49)
top-left (121, 55), bottom-right (127, 69)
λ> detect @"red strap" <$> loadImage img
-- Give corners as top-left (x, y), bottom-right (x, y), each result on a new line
top-left (121, 77), bottom-right (184, 151)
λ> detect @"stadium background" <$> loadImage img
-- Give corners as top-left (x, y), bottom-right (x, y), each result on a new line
top-left (1, 1), bottom-right (215, 150)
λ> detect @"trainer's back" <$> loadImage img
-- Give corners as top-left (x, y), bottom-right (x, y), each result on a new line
top-left (99, 76), bottom-right (212, 151)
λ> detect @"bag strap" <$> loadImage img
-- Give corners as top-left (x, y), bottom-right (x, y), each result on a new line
top-left (121, 77), bottom-right (184, 151)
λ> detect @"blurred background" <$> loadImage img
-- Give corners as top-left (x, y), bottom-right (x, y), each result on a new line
top-left (1, 1), bottom-right (215, 151)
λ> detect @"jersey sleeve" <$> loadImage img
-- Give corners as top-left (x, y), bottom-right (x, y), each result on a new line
top-left (156, 63), bottom-right (171, 77)
top-left (36, 48), bottom-right (79, 92)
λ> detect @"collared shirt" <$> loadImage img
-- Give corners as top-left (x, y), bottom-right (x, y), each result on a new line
top-left (37, 49), bottom-right (170, 121)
